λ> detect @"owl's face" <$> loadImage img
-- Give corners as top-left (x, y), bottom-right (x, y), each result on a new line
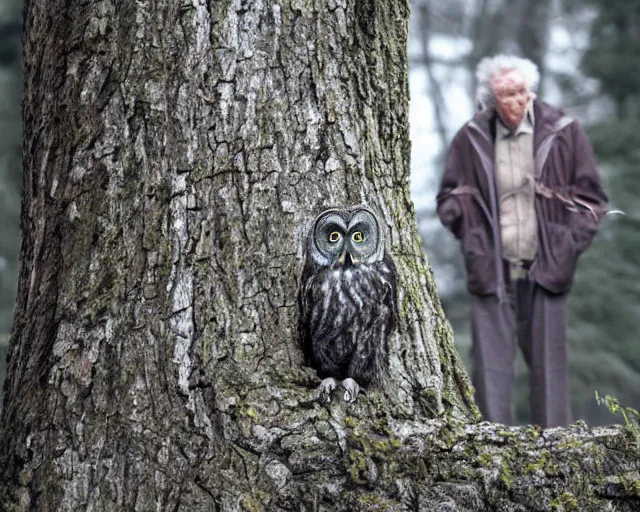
top-left (308, 206), bottom-right (385, 267)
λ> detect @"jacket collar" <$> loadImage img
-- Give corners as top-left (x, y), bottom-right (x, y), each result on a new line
top-left (469, 99), bottom-right (564, 151)
top-left (533, 100), bottom-right (564, 151)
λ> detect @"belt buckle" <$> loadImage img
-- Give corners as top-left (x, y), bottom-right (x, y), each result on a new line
top-left (509, 261), bottom-right (528, 280)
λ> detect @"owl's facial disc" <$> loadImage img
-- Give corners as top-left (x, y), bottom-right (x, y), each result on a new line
top-left (314, 212), bottom-right (348, 264)
top-left (346, 209), bottom-right (382, 264)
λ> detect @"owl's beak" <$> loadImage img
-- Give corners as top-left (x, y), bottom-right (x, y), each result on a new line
top-left (338, 248), bottom-right (347, 265)
top-left (338, 248), bottom-right (359, 266)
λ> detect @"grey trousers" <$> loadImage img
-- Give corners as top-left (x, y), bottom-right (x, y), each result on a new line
top-left (470, 278), bottom-right (572, 428)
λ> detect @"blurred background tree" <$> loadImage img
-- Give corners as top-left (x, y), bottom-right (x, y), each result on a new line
top-left (0, 0), bottom-right (21, 391)
top-left (564, 0), bottom-right (640, 424)
top-left (409, 0), bottom-right (640, 425)
top-left (0, 0), bottom-right (638, 426)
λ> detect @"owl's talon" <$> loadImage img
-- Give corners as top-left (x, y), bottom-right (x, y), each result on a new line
top-left (317, 377), bottom-right (339, 403)
top-left (341, 378), bottom-right (360, 403)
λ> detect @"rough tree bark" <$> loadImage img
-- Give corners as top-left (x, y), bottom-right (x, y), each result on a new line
top-left (1, 1), bottom-right (639, 511)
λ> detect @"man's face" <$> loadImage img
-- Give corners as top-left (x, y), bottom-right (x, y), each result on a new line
top-left (491, 69), bottom-right (532, 130)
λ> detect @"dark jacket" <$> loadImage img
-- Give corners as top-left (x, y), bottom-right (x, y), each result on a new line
top-left (437, 100), bottom-right (608, 297)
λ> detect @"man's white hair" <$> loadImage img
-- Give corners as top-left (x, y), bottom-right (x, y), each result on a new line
top-left (475, 55), bottom-right (540, 110)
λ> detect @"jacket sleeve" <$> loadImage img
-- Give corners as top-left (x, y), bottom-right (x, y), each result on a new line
top-left (569, 121), bottom-right (608, 252)
top-left (436, 133), bottom-right (465, 239)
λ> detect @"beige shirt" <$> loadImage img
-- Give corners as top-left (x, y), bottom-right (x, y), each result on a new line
top-left (494, 105), bottom-right (537, 263)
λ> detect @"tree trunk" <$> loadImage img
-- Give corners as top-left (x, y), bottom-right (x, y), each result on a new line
top-left (1, 1), bottom-right (639, 511)
top-left (514, 0), bottom-right (551, 95)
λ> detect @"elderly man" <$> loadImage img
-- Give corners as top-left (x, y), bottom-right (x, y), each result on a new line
top-left (436, 55), bottom-right (607, 428)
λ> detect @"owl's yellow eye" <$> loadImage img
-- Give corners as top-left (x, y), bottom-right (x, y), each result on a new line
top-left (352, 231), bottom-right (364, 243)
top-left (328, 231), bottom-right (341, 243)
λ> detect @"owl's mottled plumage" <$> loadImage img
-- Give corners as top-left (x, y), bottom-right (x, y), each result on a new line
top-left (299, 206), bottom-right (397, 402)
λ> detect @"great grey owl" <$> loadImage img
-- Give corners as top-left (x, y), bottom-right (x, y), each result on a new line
top-left (299, 205), bottom-right (397, 403)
